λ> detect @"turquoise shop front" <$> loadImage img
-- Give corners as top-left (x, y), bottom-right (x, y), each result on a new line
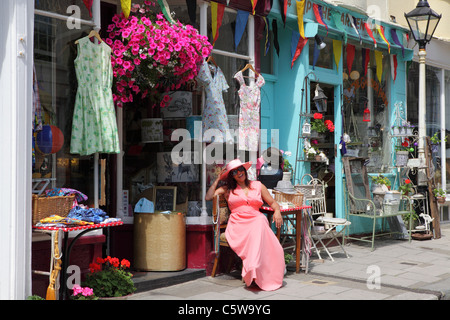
top-left (259, 0), bottom-right (413, 235)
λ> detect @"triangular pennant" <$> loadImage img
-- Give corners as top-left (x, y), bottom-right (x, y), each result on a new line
top-left (333, 39), bottom-right (342, 70)
top-left (331, 11), bottom-right (346, 44)
top-left (211, 2), bottom-right (225, 46)
top-left (364, 22), bottom-right (376, 47)
top-left (272, 19), bottom-right (280, 56)
top-left (348, 14), bottom-right (361, 45)
top-left (391, 54), bottom-right (397, 82)
top-left (264, 17), bottom-right (270, 56)
top-left (375, 50), bottom-right (383, 82)
top-left (346, 43), bottom-right (355, 74)
top-left (296, 0), bottom-right (306, 38)
top-left (313, 41), bottom-right (320, 69)
top-left (377, 25), bottom-right (390, 53)
top-left (362, 48), bottom-right (370, 76)
top-left (313, 4), bottom-right (328, 35)
top-left (235, 10), bottom-right (249, 51)
top-left (250, 0), bottom-right (258, 15)
top-left (279, 0), bottom-right (287, 27)
top-left (83, 0), bottom-right (93, 17)
top-left (157, 0), bottom-right (176, 24)
top-left (390, 29), bottom-right (405, 58)
top-left (291, 32), bottom-right (308, 69)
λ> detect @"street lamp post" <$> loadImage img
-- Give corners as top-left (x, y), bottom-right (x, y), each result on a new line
top-left (404, 0), bottom-right (441, 171)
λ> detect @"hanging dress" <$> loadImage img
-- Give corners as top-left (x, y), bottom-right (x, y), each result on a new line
top-left (70, 36), bottom-right (120, 156)
top-left (234, 71), bottom-right (265, 152)
top-left (225, 180), bottom-right (285, 291)
top-left (196, 61), bottom-right (232, 144)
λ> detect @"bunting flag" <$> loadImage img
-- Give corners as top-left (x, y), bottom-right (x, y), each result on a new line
top-left (333, 39), bottom-right (342, 70)
top-left (348, 14), bottom-right (361, 45)
top-left (313, 41), bottom-right (320, 69)
top-left (291, 32), bottom-right (308, 69)
top-left (235, 10), bottom-right (249, 51)
top-left (346, 43), bottom-right (355, 74)
top-left (250, 0), bottom-right (258, 15)
top-left (211, 2), bottom-right (225, 46)
top-left (83, 0), bottom-right (93, 17)
top-left (375, 50), bottom-right (383, 82)
top-left (390, 29), bottom-right (405, 58)
top-left (279, 0), bottom-right (287, 27)
top-left (158, 0), bottom-right (176, 24)
top-left (296, 0), bottom-right (306, 38)
top-left (391, 54), bottom-right (398, 82)
top-left (264, 17), bottom-right (270, 56)
top-left (272, 19), bottom-right (280, 56)
top-left (313, 4), bottom-right (328, 35)
top-left (362, 48), bottom-right (370, 76)
top-left (377, 25), bottom-right (390, 53)
top-left (364, 22), bottom-right (376, 47)
top-left (331, 11), bottom-right (346, 44)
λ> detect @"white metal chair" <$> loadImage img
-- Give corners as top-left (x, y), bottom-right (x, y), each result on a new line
top-left (296, 175), bottom-right (351, 261)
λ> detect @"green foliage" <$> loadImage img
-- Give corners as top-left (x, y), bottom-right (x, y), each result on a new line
top-left (433, 188), bottom-right (445, 197)
top-left (26, 295), bottom-right (45, 300)
top-left (370, 174), bottom-right (391, 187)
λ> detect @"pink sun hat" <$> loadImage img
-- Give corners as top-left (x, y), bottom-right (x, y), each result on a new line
top-left (220, 159), bottom-right (252, 180)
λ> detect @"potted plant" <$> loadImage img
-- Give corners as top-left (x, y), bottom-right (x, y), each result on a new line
top-left (433, 188), bottom-right (446, 204)
top-left (311, 113), bottom-right (334, 134)
top-left (399, 178), bottom-right (414, 196)
top-left (71, 285), bottom-right (98, 300)
top-left (280, 150), bottom-right (292, 181)
top-left (107, 1), bottom-right (213, 108)
top-left (371, 174), bottom-right (391, 192)
top-left (83, 256), bottom-right (136, 298)
top-left (403, 211), bottom-right (419, 230)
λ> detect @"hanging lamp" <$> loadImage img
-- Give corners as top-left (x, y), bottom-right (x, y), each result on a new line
top-left (363, 103), bottom-right (371, 122)
top-left (313, 84), bottom-right (327, 112)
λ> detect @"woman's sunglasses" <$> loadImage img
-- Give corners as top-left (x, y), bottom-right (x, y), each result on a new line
top-left (231, 166), bottom-right (245, 176)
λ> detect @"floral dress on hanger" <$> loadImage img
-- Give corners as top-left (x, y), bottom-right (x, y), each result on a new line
top-left (234, 71), bottom-right (265, 152)
top-left (70, 36), bottom-right (120, 156)
top-left (196, 60), bottom-right (232, 144)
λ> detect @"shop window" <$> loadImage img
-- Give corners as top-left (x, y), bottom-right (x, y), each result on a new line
top-left (342, 43), bottom-right (390, 173)
top-left (259, 29), bottom-right (274, 75)
top-left (35, 0), bottom-right (93, 21)
top-left (308, 37), bottom-right (333, 70)
top-left (33, 3), bottom-right (99, 207)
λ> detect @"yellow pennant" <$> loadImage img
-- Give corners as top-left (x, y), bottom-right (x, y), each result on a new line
top-left (375, 50), bottom-right (383, 82)
top-left (333, 40), bottom-right (342, 70)
top-left (296, 0), bottom-right (306, 38)
top-left (121, 0), bottom-right (131, 19)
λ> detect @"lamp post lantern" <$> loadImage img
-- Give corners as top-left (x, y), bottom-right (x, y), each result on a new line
top-left (404, 0), bottom-right (441, 172)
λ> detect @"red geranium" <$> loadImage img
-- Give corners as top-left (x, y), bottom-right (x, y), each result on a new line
top-left (405, 179), bottom-right (411, 184)
top-left (313, 113), bottom-right (323, 119)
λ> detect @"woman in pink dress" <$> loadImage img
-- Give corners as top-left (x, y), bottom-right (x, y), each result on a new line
top-left (206, 159), bottom-right (285, 291)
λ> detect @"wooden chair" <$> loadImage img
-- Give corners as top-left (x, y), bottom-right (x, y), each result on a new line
top-left (211, 194), bottom-right (275, 277)
top-left (211, 194), bottom-right (233, 277)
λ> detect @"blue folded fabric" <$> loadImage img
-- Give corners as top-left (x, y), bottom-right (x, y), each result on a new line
top-left (67, 206), bottom-right (109, 224)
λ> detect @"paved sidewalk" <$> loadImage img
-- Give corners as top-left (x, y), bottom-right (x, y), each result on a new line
top-left (126, 223), bottom-right (450, 300)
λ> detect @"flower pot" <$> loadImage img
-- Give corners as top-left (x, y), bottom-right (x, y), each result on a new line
top-left (282, 171), bottom-right (292, 182)
top-left (396, 151), bottom-right (409, 167)
top-left (437, 196), bottom-right (446, 204)
top-left (392, 127), bottom-right (400, 135)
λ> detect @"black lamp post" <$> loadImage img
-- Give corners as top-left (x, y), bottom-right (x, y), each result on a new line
top-left (405, 0), bottom-right (441, 49)
top-left (404, 0), bottom-right (441, 183)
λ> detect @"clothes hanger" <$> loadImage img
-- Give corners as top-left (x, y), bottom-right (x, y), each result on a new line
top-left (206, 55), bottom-right (217, 67)
top-left (240, 63), bottom-right (260, 78)
top-left (75, 30), bottom-right (103, 44)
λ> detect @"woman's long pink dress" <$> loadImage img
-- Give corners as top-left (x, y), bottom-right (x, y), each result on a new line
top-left (225, 181), bottom-right (285, 291)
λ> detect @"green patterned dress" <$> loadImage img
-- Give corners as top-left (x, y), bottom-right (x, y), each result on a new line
top-left (70, 37), bottom-right (120, 156)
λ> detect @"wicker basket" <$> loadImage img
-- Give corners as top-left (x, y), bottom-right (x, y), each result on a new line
top-left (273, 190), bottom-right (304, 207)
top-left (32, 194), bottom-right (76, 225)
top-left (294, 174), bottom-right (324, 200)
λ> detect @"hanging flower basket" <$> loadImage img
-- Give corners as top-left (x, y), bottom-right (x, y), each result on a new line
top-left (106, 1), bottom-right (212, 108)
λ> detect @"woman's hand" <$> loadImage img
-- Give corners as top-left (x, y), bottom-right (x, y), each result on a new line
top-left (273, 210), bottom-right (283, 229)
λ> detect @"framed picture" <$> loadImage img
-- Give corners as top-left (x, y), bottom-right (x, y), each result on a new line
top-left (153, 186), bottom-right (177, 212)
top-left (157, 152), bottom-right (199, 183)
top-left (160, 91), bottom-right (193, 118)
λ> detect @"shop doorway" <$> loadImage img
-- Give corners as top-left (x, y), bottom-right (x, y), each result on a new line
top-left (309, 82), bottom-right (336, 214)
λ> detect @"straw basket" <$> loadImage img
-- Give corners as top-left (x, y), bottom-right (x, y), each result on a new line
top-left (32, 194), bottom-right (76, 225)
top-left (273, 190), bottom-right (304, 207)
top-left (294, 174), bottom-right (324, 201)
top-left (133, 212), bottom-right (186, 271)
